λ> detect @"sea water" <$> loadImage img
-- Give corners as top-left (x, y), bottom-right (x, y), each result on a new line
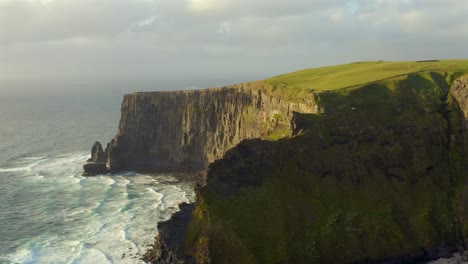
top-left (0, 95), bottom-right (196, 263)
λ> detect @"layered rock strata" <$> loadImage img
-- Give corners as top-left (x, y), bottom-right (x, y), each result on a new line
top-left (104, 82), bottom-right (317, 172)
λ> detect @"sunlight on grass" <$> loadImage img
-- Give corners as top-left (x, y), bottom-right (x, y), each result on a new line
top-left (267, 60), bottom-right (468, 92)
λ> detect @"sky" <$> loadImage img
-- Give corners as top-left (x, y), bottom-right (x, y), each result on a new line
top-left (0, 0), bottom-right (467, 96)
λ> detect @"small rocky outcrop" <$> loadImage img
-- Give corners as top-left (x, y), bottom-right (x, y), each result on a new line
top-left (82, 162), bottom-right (107, 176)
top-left (87, 141), bottom-right (107, 163)
top-left (83, 141), bottom-right (108, 176)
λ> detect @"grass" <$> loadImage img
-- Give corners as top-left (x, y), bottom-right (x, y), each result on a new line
top-left (265, 60), bottom-right (468, 101)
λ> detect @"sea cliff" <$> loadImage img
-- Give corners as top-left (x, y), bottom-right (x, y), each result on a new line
top-left (85, 60), bottom-right (468, 263)
top-left (145, 72), bottom-right (468, 263)
top-left (104, 82), bottom-right (317, 173)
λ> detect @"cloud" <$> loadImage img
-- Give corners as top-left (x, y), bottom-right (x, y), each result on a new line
top-left (217, 21), bottom-right (232, 35)
top-left (0, 0), bottom-right (467, 96)
top-left (187, 0), bottom-right (225, 13)
top-left (135, 15), bottom-right (158, 27)
top-left (187, 0), bottom-right (347, 18)
top-left (0, 0), bottom-right (158, 43)
top-left (354, 0), bottom-right (468, 34)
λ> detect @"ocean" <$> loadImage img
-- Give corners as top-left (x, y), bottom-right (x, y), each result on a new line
top-left (0, 95), bottom-right (196, 263)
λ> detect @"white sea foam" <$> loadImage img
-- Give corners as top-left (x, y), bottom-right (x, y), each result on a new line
top-left (22, 156), bottom-right (47, 160)
top-left (1, 152), bottom-right (196, 264)
top-left (0, 153), bottom-right (86, 173)
top-left (1, 249), bottom-right (33, 263)
top-left (34, 154), bottom-right (86, 172)
top-left (73, 248), bottom-right (113, 264)
top-left (0, 159), bottom-right (43, 172)
top-left (31, 173), bottom-right (45, 180)
top-left (65, 209), bottom-right (86, 219)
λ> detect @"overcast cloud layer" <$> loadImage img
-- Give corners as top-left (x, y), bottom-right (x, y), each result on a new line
top-left (0, 0), bottom-right (467, 95)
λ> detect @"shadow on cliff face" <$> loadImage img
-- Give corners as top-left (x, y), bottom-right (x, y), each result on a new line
top-left (206, 73), bottom-right (455, 194)
top-left (177, 73), bottom-right (468, 264)
top-left (205, 139), bottom-right (276, 196)
top-left (99, 83), bottom-right (321, 175)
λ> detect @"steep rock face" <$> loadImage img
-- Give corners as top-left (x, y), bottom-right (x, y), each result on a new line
top-left (451, 76), bottom-right (468, 170)
top-left (452, 76), bottom-right (468, 127)
top-left (143, 203), bottom-right (197, 264)
top-left (87, 141), bottom-right (107, 163)
top-left (148, 74), bottom-right (468, 264)
top-left (106, 82), bottom-right (317, 172)
top-left (450, 76), bottom-right (468, 242)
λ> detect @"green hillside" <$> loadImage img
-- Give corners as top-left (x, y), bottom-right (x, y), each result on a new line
top-left (265, 60), bottom-right (468, 101)
top-left (147, 60), bottom-right (468, 264)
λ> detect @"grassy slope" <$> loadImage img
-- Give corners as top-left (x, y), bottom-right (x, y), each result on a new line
top-left (186, 60), bottom-right (468, 264)
top-left (265, 60), bottom-right (468, 101)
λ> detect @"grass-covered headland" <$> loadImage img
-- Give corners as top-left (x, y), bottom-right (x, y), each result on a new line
top-left (147, 60), bottom-right (468, 263)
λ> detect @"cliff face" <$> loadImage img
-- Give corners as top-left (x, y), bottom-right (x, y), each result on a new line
top-left (452, 76), bottom-right (468, 163)
top-left (80, 62), bottom-right (468, 262)
top-left (106, 81), bottom-right (317, 172)
top-left (148, 74), bottom-right (468, 264)
top-left (450, 76), bottom-right (468, 241)
top-left (452, 76), bottom-right (468, 125)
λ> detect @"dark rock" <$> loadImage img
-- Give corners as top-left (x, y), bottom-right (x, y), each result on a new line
top-left (104, 143), bottom-right (110, 156)
top-left (205, 139), bottom-right (274, 195)
top-left (82, 162), bottom-right (107, 176)
top-left (104, 86), bottom-right (317, 172)
top-left (87, 141), bottom-right (107, 163)
top-left (143, 203), bottom-right (196, 264)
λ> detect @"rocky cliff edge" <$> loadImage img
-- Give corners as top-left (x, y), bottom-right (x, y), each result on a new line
top-left (145, 73), bottom-right (468, 263)
top-left (84, 81), bottom-right (318, 175)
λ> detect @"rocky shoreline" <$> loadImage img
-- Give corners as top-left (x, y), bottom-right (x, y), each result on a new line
top-left (143, 202), bottom-right (197, 264)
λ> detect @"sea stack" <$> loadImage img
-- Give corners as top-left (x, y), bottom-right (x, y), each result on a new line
top-left (83, 141), bottom-right (108, 176)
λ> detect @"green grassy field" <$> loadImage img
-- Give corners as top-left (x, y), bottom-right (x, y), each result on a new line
top-left (266, 60), bottom-right (468, 97)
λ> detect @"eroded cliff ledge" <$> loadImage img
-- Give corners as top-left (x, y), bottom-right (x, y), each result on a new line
top-left (104, 81), bottom-right (318, 173)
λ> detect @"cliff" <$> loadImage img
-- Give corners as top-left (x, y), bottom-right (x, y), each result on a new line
top-left (82, 60), bottom-right (468, 263)
top-left (144, 70), bottom-right (468, 263)
top-left (450, 76), bottom-right (468, 241)
top-left (105, 82), bottom-right (317, 172)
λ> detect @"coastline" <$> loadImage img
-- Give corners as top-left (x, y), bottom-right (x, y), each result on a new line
top-left (83, 66), bottom-right (468, 263)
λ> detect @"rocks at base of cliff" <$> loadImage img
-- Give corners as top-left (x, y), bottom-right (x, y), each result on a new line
top-left (428, 250), bottom-right (468, 264)
top-left (143, 203), bottom-right (196, 264)
top-left (83, 141), bottom-right (109, 176)
top-left (82, 162), bottom-right (107, 176)
top-left (87, 141), bottom-right (107, 163)
top-left (353, 247), bottom-right (457, 264)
